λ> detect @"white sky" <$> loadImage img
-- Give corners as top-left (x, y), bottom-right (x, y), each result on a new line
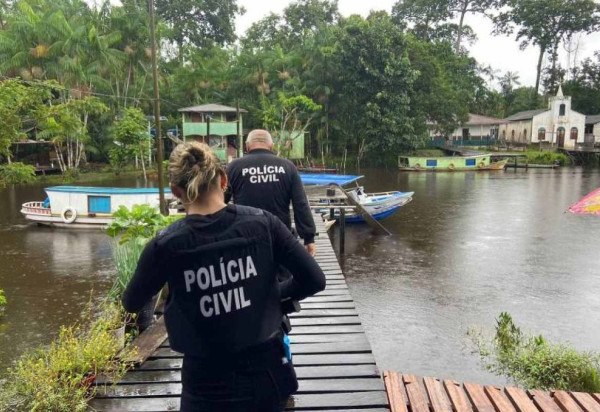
top-left (236, 0), bottom-right (600, 89)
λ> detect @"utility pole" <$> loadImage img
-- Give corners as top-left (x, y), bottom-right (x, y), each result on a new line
top-left (149, 0), bottom-right (166, 214)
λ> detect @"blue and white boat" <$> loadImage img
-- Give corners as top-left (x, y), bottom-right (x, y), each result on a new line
top-left (21, 186), bottom-right (170, 229)
top-left (299, 173), bottom-right (413, 223)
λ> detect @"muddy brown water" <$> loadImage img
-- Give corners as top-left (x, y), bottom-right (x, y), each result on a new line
top-left (1, 168), bottom-right (599, 385)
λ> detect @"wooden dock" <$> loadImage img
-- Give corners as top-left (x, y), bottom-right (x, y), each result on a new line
top-left (90, 214), bottom-right (390, 411)
top-left (383, 371), bottom-right (600, 412)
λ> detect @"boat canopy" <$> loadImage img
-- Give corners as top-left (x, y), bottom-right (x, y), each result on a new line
top-left (299, 174), bottom-right (363, 186)
top-left (45, 186), bottom-right (172, 195)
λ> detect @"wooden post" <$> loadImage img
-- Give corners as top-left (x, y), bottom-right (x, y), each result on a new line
top-left (339, 208), bottom-right (345, 255)
top-left (206, 116), bottom-right (211, 140)
top-left (236, 101), bottom-right (242, 158)
top-left (329, 208), bottom-right (335, 220)
top-left (148, 0), bottom-right (166, 215)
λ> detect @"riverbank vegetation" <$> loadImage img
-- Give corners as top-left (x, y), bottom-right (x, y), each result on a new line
top-left (0, 0), bottom-right (598, 169)
top-left (0, 162), bottom-right (36, 185)
top-left (0, 302), bottom-right (135, 412)
top-left (470, 312), bottom-right (600, 392)
top-left (0, 289), bottom-right (6, 317)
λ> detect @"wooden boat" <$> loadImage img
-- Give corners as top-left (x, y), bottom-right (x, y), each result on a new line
top-left (300, 174), bottom-right (413, 222)
top-left (21, 186), bottom-right (171, 229)
top-left (398, 154), bottom-right (508, 171)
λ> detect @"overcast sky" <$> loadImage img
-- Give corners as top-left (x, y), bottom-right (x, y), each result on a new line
top-left (235, 0), bottom-right (600, 89)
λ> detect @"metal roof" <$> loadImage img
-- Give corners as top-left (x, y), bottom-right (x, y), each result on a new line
top-left (585, 114), bottom-right (600, 125)
top-left (178, 103), bottom-right (247, 113)
top-left (465, 114), bottom-right (507, 126)
top-left (505, 109), bottom-right (548, 121)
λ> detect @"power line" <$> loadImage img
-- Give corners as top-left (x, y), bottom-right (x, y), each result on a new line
top-left (0, 75), bottom-right (182, 109)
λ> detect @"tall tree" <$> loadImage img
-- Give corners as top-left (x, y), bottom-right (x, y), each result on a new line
top-left (447, 0), bottom-right (499, 52)
top-left (155, 0), bottom-right (242, 53)
top-left (495, 0), bottom-right (600, 94)
top-left (335, 13), bottom-right (420, 163)
top-left (392, 0), bottom-right (452, 41)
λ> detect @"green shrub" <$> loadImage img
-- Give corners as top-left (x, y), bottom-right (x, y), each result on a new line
top-left (0, 303), bottom-right (135, 412)
top-left (0, 289), bottom-right (6, 316)
top-left (106, 204), bottom-right (181, 244)
top-left (469, 312), bottom-right (600, 392)
top-left (108, 238), bottom-right (147, 303)
top-left (524, 150), bottom-right (570, 166)
top-left (0, 162), bottom-right (36, 185)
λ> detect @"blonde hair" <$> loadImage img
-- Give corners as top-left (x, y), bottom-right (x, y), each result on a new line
top-left (246, 129), bottom-right (273, 146)
top-left (169, 141), bottom-right (223, 203)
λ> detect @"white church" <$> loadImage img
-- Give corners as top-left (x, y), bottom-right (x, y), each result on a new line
top-left (498, 86), bottom-right (586, 149)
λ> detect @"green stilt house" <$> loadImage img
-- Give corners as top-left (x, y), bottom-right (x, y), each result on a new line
top-left (178, 103), bottom-right (247, 163)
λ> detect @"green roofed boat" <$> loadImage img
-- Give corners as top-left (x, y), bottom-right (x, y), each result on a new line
top-left (398, 154), bottom-right (508, 172)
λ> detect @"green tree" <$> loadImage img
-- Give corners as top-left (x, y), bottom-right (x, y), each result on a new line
top-left (112, 107), bottom-right (150, 179)
top-left (335, 13), bottom-right (420, 164)
top-left (36, 96), bottom-right (108, 173)
top-left (495, 0), bottom-right (600, 93)
top-left (563, 51), bottom-right (600, 115)
top-left (0, 79), bottom-right (50, 162)
top-left (155, 0), bottom-right (242, 54)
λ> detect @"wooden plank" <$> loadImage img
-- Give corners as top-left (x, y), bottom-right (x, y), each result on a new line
top-left (383, 371), bottom-right (408, 412)
top-left (289, 324), bottom-right (365, 334)
top-left (120, 317), bottom-right (167, 365)
top-left (423, 376), bottom-right (452, 412)
top-left (153, 340), bottom-right (372, 357)
top-left (464, 383), bottom-right (496, 412)
top-left (554, 391), bottom-right (584, 412)
top-left (504, 387), bottom-right (539, 412)
top-left (106, 363), bottom-right (382, 384)
top-left (403, 374), bottom-right (430, 412)
top-left (139, 353), bottom-right (376, 370)
top-left (291, 308), bottom-right (359, 317)
top-left (484, 386), bottom-right (516, 412)
top-left (91, 391), bottom-right (389, 411)
top-left (444, 380), bottom-right (474, 412)
top-left (287, 332), bottom-right (367, 343)
top-left (571, 392), bottom-right (600, 412)
top-left (528, 390), bottom-right (562, 412)
top-left (301, 294), bottom-right (354, 302)
top-left (291, 316), bottom-right (361, 326)
top-left (98, 378), bottom-right (385, 398)
top-left (299, 301), bottom-right (356, 309)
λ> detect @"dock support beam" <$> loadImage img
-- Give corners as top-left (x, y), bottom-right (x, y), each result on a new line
top-left (339, 208), bottom-right (345, 255)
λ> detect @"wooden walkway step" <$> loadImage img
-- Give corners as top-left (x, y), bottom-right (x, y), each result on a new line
top-left (383, 371), bottom-right (600, 412)
top-left (90, 213), bottom-right (390, 411)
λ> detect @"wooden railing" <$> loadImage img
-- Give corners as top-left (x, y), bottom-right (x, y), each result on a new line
top-left (21, 202), bottom-right (51, 215)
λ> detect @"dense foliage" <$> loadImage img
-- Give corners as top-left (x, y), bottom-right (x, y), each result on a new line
top-left (0, 0), bottom-right (598, 167)
top-left (0, 302), bottom-right (134, 412)
top-left (0, 162), bottom-right (36, 185)
top-left (470, 312), bottom-right (600, 392)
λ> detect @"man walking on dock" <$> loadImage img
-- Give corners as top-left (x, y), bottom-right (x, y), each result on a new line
top-left (226, 129), bottom-right (316, 256)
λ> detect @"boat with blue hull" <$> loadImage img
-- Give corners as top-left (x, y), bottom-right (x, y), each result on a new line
top-left (299, 173), bottom-right (413, 223)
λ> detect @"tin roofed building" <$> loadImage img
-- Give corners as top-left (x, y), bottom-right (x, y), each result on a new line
top-left (498, 86), bottom-right (586, 148)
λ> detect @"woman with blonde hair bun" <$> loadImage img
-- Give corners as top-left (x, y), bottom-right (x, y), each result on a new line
top-left (122, 141), bottom-right (326, 411)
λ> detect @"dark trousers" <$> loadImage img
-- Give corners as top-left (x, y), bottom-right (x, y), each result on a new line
top-left (180, 338), bottom-right (298, 412)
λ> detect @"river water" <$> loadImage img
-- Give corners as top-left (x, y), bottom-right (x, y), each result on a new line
top-left (1, 168), bottom-right (599, 385)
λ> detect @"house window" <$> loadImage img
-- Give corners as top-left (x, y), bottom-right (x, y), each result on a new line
top-left (523, 129), bottom-right (527, 140)
top-left (465, 158), bottom-right (476, 166)
top-left (559, 104), bottom-right (566, 116)
top-left (511, 130), bottom-right (515, 140)
top-left (570, 127), bottom-right (578, 140)
top-left (426, 159), bottom-right (437, 167)
top-left (538, 127), bottom-right (546, 140)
